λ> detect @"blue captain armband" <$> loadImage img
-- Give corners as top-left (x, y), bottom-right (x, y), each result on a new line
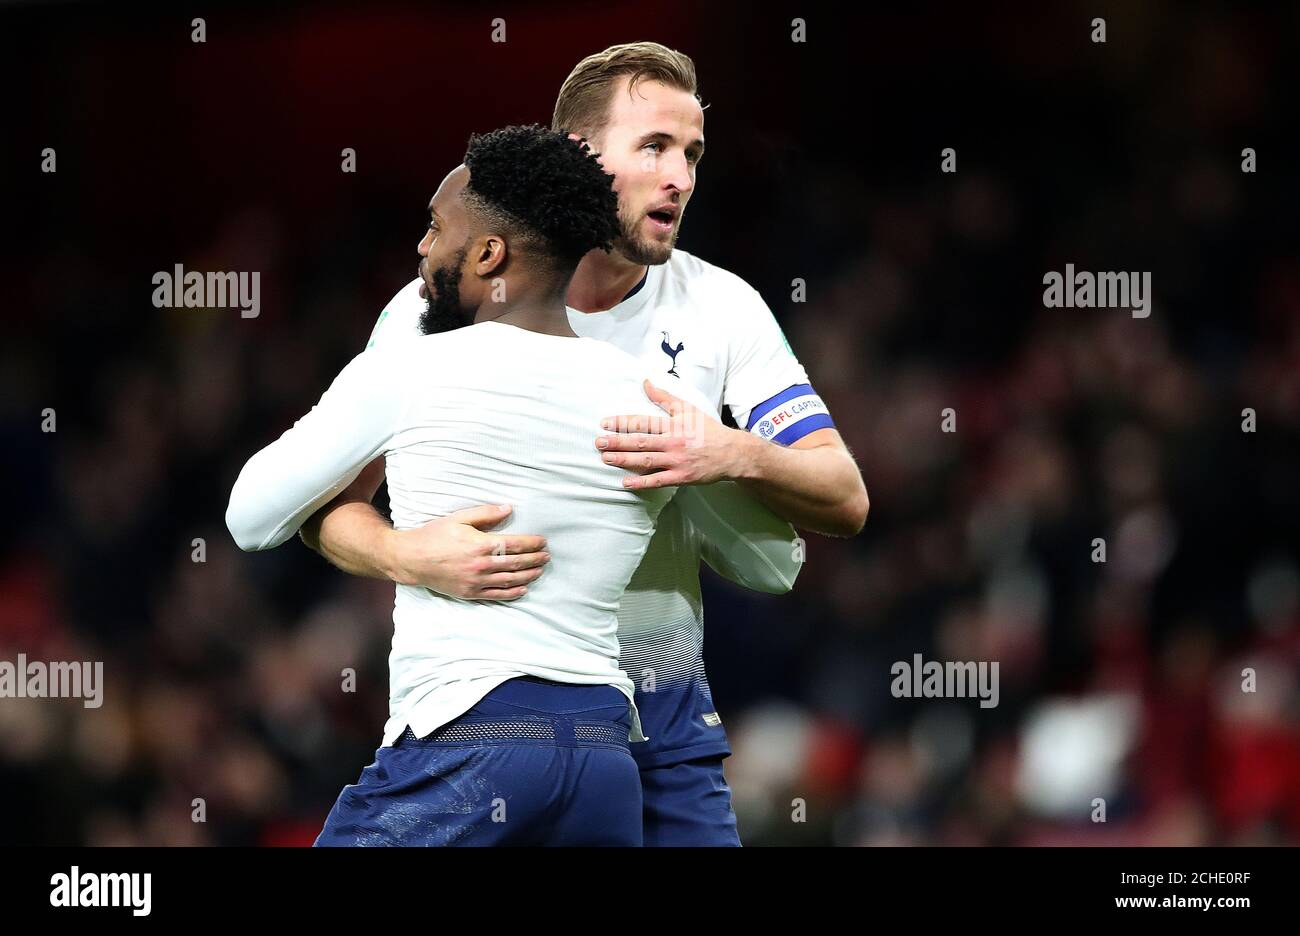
top-left (745, 384), bottom-right (835, 446)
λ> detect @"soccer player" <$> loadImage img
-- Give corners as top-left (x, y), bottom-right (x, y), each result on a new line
top-left (227, 126), bottom-right (746, 845)
top-left (302, 43), bottom-right (870, 846)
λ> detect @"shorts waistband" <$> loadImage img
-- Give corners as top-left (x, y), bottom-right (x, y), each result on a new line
top-left (400, 678), bottom-right (633, 750)
top-left (400, 716), bottom-right (630, 751)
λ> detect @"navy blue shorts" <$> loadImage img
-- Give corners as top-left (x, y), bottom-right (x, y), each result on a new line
top-left (640, 756), bottom-right (741, 847)
top-left (314, 678), bottom-right (642, 846)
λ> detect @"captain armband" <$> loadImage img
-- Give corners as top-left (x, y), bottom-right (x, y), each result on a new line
top-left (745, 384), bottom-right (835, 446)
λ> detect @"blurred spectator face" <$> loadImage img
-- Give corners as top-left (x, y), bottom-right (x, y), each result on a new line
top-left (589, 77), bottom-right (702, 265)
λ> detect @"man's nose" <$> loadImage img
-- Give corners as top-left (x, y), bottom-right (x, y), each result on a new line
top-left (663, 152), bottom-right (694, 195)
top-left (417, 231), bottom-right (431, 256)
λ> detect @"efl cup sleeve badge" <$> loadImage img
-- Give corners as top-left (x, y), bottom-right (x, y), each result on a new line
top-left (745, 383), bottom-right (834, 446)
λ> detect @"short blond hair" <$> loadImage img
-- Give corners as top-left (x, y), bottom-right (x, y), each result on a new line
top-left (552, 42), bottom-right (699, 141)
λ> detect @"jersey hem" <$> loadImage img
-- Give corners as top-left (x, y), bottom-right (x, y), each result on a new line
top-left (631, 739), bottom-right (733, 770)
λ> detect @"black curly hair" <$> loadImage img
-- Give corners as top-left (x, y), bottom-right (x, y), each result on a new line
top-left (462, 124), bottom-right (620, 266)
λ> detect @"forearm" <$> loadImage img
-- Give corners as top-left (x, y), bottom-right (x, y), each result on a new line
top-left (732, 431), bottom-right (869, 537)
top-left (298, 459), bottom-right (547, 598)
top-left (299, 457), bottom-right (400, 582)
top-left (301, 499), bottom-right (400, 581)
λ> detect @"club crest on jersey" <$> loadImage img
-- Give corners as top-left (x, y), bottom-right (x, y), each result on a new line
top-left (659, 331), bottom-right (685, 377)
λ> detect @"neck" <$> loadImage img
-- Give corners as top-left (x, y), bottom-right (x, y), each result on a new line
top-left (566, 246), bottom-right (647, 313)
top-left (473, 274), bottom-right (576, 337)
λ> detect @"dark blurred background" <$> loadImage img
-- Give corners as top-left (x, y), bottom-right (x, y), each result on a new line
top-left (2, 1), bottom-right (1299, 845)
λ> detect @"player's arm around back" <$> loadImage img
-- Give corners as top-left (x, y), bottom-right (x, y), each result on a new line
top-left (599, 364), bottom-right (869, 538)
top-left (305, 491), bottom-right (549, 601)
top-left (601, 383), bottom-right (867, 539)
top-left (630, 371), bottom-right (803, 593)
top-left (297, 283), bottom-right (550, 600)
top-left (597, 275), bottom-right (868, 538)
top-left (701, 280), bottom-right (869, 537)
top-left (724, 285), bottom-right (868, 537)
top-left (731, 426), bottom-right (868, 539)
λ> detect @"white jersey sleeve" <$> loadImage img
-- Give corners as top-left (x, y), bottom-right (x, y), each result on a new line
top-left (638, 371), bottom-right (803, 592)
top-left (639, 359), bottom-right (802, 593)
top-left (676, 482), bottom-right (802, 594)
top-left (720, 282), bottom-right (834, 447)
top-left (226, 347), bottom-right (411, 551)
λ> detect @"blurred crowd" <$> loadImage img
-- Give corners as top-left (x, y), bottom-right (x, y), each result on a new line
top-left (2, 3), bottom-right (1298, 845)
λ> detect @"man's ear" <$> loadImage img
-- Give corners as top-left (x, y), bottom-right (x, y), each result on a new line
top-left (476, 234), bottom-right (507, 277)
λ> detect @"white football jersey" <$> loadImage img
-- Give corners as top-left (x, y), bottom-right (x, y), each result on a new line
top-left (228, 321), bottom-right (722, 745)
top-left (367, 249), bottom-right (828, 762)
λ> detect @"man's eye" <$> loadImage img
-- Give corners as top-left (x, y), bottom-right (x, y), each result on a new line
top-left (643, 142), bottom-right (662, 153)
